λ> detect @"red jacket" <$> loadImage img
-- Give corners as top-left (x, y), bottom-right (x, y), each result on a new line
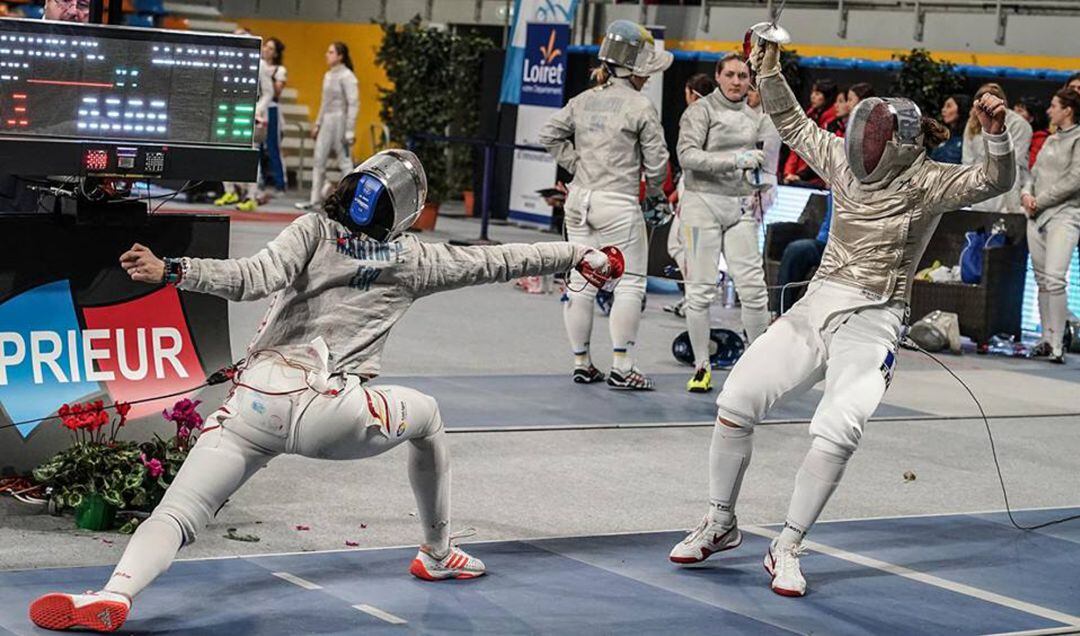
top-left (1029, 129), bottom-right (1049, 169)
top-left (783, 104), bottom-right (837, 188)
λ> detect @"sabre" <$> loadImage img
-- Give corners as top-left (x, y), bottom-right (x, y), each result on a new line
top-left (743, 0), bottom-right (792, 89)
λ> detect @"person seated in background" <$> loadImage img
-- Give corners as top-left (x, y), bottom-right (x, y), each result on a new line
top-left (930, 94), bottom-right (971, 164)
top-left (1066, 72), bottom-right (1080, 95)
top-left (1015, 96), bottom-right (1051, 169)
top-left (43, 0), bottom-right (89, 22)
top-left (776, 207), bottom-right (830, 314)
top-left (783, 79), bottom-right (838, 188)
top-left (827, 83), bottom-right (874, 137)
top-left (963, 83), bottom-right (1032, 213)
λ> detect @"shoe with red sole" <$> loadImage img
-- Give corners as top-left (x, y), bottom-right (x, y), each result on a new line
top-left (409, 545), bottom-right (486, 581)
top-left (669, 515), bottom-right (742, 564)
top-left (764, 539), bottom-right (807, 597)
top-left (29, 591), bottom-right (130, 632)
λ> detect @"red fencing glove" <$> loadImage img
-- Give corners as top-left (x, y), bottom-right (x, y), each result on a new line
top-left (576, 246), bottom-right (625, 292)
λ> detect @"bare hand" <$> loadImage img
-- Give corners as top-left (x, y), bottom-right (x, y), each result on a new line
top-left (975, 94), bottom-right (1007, 136)
top-left (784, 174), bottom-right (799, 184)
top-left (1021, 193), bottom-right (1038, 217)
top-left (310, 124), bottom-right (320, 140)
top-left (120, 243), bottom-right (165, 284)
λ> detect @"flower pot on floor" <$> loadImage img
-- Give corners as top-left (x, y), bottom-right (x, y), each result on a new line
top-left (463, 190), bottom-right (475, 217)
top-left (75, 493), bottom-right (116, 531)
top-left (412, 201), bottom-right (440, 232)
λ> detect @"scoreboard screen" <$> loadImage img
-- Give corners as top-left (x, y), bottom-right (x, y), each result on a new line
top-left (0, 18), bottom-right (259, 147)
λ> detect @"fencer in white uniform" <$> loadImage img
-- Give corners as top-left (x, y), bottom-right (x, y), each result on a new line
top-left (669, 34), bottom-right (1016, 597)
top-left (29, 150), bottom-right (620, 633)
top-left (677, 53), bottom-right (779, 393)
top-left (298, 42), bottom-right (359, 210)
top-left (539, 19), bottom-right (672, 390)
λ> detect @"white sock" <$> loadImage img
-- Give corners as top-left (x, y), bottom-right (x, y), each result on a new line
top-left (610, 293), bottom-right (643, 372)
top-left (708, 421), bottom-right (754, 527)
top-left (104, 516), bottom-right (184, 599)
top-left (777, 438), bottom-right (852, 547)
top-left (409, 431), bottom-right (451, 558)
top-left (685, 305), bottom-right (712, 369)
top-left (564, 292), bottom-right (595, 365)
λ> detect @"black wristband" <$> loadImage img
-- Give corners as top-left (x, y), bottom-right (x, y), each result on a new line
top-left (163, 257), bottom-right (184, 285)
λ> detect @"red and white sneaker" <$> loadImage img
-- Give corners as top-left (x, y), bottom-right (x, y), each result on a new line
top-left (409, 545), bottom-right (486, 581)
top-left (29, 591), bottom-right (130, 632)
top-left (669, 515), bottom-right (742, 564)
top-left (764, 539), bottom-right (807, 597)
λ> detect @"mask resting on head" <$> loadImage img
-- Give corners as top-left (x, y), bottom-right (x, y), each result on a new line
top-left (598, 19), bottom-right (673, 78)
top-left (339, 149), bottom-right (427, 242)
top-left (845, 97), bottom-right (924, 184)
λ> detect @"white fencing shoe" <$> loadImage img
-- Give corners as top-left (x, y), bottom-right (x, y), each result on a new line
top-left (764, 539), bottom-right (808, 597)
top-left (29, 591), bottom-right (130, 632)
top-left (669, 515), bottom-right (742, 564)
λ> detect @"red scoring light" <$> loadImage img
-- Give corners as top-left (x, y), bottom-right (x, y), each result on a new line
top-left (5, 119), bottom-right (15, 125)
top-left (13, 106), bottom-right (25, 113)
top-left (17, 120), bottom-right (27, 126)
top-left (12, 93), bottom-right (26, 100)
top-left (84, 149), bottom-right (109, 171)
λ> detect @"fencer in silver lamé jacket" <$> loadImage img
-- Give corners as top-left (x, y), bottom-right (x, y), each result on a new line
top-left (677, 88), bottom-right (780, 198)
top-left (538, 77), bottom-right (669, 198)
top-left (176, 213), bottom-right (587, 378)
top-left (1023, 123), bottom-right (1080, 230)
top-left (758, 72), bottom-right (1016, 304)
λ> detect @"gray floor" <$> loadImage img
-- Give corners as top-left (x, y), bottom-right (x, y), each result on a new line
top-left (2, 211), bottom-right (1078, 573)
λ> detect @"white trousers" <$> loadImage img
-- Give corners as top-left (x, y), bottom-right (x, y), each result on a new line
top-left (104, 352), bottom-right (448, 598)
top-left (1028, 213), bottom-right (1080, 353)
top-left (681, 192), bottom-right (770, 366)
top-left (716, 280), bottom-right (904, 452)
top-left (563, 186), bottom-right (648, 366)
top-left (309, 113), bottom-right (354, 205)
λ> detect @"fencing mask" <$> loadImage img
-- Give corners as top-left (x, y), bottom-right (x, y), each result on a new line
top-left (333, 149), bottom-right (427, 242)
top-left (845, 97), bottom-right (924, 184)
top-left (598, 20), bottom-right (673, 78)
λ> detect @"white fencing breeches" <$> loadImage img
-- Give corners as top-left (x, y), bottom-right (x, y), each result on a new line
top-left (104, 355), bottom-right (448, 598)
top-left (309, 113), bottom-right (354, 205)
top-left (681, 192), bottom-right (770, 367)
top-left (1028, 214), bottom-right (1080, 354)
top-left (563, 186), bottom-right (648, 368)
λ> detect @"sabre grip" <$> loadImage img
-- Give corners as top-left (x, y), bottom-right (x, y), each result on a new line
top-left (576, 246), bottom-right (625, 292)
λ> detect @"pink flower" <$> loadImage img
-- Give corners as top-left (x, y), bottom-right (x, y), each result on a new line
top-left (140, 453), bottom-right (164, 479)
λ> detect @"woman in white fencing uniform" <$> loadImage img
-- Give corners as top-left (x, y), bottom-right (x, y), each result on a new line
top-left (539, 19), bottom-right (671, 390)
top-left (962, 82), bottom-right (1031, 214)
top-left (29, 150), bottom-right (620, 633)
top-left (1022, 88), bottom-right (1080, 363)
top-left (677, 53), bottom-right (779, 393)
top-left (670, 34), bottom-right (1015, 597)
top-left (297, 41), bottom-right (359, 211)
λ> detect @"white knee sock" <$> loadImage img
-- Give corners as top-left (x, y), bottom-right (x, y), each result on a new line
top-left (610, 293), bottom-right (643, 372)
top-left (564, 292), bottom-right (595, 366)
top-left (686, 305), bottom-right (712, 369)
top-left (777, 438), bottom-right (852, 547)
top-left (408, 431), bottom-right (451, 557)
top-left (103, 516), bottom-right (184, 599)
top-left (708, 422), bottom-right (754, 527)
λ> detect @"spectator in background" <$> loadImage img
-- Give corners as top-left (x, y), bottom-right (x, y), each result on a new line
top-left (963, 83), bottom-right (1032, 213)
top-left (297, 42), bottom-right (359, 211)
top-left (1015, 96), bottom-right (1050, 168)
top-left (827, 83), bottom-right (874, 137)
top-left (783, 79), bottom-right (838, 187)
top-left (43, 0), bottom-right (89, 22)
top-left (1066, 72), bottom-right (1080, 94)
top-left (929, 94), bottom-right (970, 164)
top-left (1022, 88), bottom-right (1080, 363)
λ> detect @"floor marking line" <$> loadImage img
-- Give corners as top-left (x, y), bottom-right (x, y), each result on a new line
top-left (270, 571), bottom-right (322, 590)
top-left (742, 525), bottom-right (1080, 627)
top-left (982, 627), bottom-right (1080, 636)
top-left (353, 604), bottom-right (407, 625)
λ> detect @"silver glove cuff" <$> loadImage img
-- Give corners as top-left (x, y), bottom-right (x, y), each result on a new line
top-left (758, 73), bottom-right (798, 116)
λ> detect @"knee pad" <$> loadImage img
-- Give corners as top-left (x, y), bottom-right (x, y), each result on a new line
top-left (716, 416), bottom-right (754, 438)
top-left (810, 435), bottom-right (855, 461)
top-left (150, 504), bottom-right (203, 547)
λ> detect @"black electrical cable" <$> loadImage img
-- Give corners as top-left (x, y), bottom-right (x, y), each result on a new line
top-left (901, 338), bottom-right (1080, 531)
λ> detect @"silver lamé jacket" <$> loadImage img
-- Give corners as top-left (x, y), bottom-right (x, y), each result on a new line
top-left (538, 77), bottom-right (668, 198)
top-left (758, 72), bottom-right (1016, 304)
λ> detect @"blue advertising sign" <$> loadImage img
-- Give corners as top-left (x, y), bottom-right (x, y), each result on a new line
top-left (519, 23), bottom-right (569, 108)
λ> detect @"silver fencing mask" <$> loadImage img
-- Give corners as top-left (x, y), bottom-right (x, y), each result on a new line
top-left (845, 97), bottom-right (924, 184)
top-left (342, 149), bottom-right (427, 242)
top-left (598, 20), bottom-right (673, 78)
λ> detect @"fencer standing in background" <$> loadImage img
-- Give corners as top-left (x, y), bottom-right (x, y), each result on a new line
top-left (670, 32), bottom-right (1015, 598)
top-left (29, 150), bottom-right (621, 633)
top-left (539, 20), bottom-right (672, 390)
top-left (676, 53), bottom-right (779, 393)
top-left (297, 41), bottom-right (359, 211)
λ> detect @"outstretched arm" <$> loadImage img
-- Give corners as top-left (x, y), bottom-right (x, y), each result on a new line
top-left (409, 241), bottom-right (589, 297)
top-left (120, 214), bottom-right (323, 301)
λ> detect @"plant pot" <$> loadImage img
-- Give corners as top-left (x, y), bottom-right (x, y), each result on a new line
top-left (75, 493), bottom-right (116, 531)
top-left (411, 201), bottom-right (440, 232)
top-left (463, 190), bottom-right (475, 217)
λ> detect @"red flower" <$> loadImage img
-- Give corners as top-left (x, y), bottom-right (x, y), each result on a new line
top-left (116, 402), bottom-right (132, 418)
top-left (59, 404), bottom-right (71, 417)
